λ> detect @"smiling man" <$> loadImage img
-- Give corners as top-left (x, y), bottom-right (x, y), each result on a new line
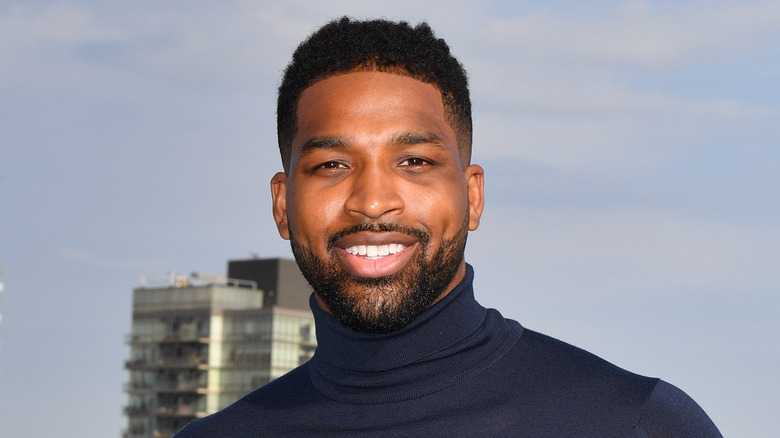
top-left (175, 17), bottom-right (721, 437)
top-left (275, 70), bottom-right (482, 334)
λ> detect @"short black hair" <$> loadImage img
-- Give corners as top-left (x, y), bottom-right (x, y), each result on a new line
top-left (277, 17), bottom-right (472, 172)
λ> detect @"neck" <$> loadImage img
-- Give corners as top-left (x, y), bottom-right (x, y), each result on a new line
top-left (304, 264), bottom-right (522, 404)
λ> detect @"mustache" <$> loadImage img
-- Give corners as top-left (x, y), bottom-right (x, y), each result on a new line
top-left (327, 222), bottom-right (429, 250)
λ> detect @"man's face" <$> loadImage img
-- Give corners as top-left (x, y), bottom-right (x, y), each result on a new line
top-left (271, 71), bottom-right (484, 332)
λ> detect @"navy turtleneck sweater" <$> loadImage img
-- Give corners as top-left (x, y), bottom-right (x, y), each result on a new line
top-left (176, 265), bottom-right (721, 437)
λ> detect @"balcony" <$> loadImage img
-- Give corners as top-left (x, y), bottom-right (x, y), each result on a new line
top-left (124, 405), bottom-right (206, 418)
top-left (126, 334), bottom-right (211, 345)
top-left (125, 381), bottom-right (208, 394)
top-left (123, 427), bottom-right (194, 438)
top-left (125, 357), bottom-right (208, 370)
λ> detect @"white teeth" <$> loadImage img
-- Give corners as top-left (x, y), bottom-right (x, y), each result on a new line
top-left (345, 244), bottom-right (406, 259)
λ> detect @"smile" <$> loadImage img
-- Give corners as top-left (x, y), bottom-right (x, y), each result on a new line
top-left (333, 230), bottom-right (419, 278)
top-left (344, 244), bottom-right (407, 259)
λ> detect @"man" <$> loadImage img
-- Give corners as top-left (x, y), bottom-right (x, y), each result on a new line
top-left (175, 17), bottom-right (721, 437)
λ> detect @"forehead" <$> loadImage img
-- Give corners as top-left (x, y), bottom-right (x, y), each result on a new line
top-left (292, 71), bottom-right (457, 158)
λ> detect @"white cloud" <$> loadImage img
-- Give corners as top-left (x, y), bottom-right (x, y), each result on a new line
top-left (0, 3), bottom-right (124, 50)
top-left (462, 1), bottom-right (780, 171)
top-left (470, 205), bottom-right (780, 300)
top-left (473, 93), bottom-right (777, 172)
top-left (478, 1), bottom-right (780, 69)
top-left (0, 2), bottom-right (297, 92)
top-left (49, 247), bottom-right (164, 272)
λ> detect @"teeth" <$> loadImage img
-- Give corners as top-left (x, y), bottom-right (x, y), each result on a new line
top-left (345, 244), bottom-right (405, 259)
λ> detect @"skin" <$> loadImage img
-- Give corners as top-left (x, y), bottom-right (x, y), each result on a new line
top-left (271, 71), bottom-right (484, 317)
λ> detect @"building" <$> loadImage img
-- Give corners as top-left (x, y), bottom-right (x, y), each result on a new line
top-left (124, 258), bottom-right (315, 438)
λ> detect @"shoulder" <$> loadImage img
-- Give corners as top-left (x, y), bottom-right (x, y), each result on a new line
top-left (636, 380), bottom-right (723, 438)
top-left (514, 328), bottom-right (658, 394)
top-left (508, 327), bottom-right (721, 437)
top-left (174, 364), bottom-right (317, 437)
top-left (506, 328), bottom-right (658, 421)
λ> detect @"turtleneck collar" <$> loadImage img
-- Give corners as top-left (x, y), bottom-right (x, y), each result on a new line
top-left (307, 264), bottom-right (523, 404)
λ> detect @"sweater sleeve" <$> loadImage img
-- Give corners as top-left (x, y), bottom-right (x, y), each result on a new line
top-left (635, 380), bottom-right (722, 438)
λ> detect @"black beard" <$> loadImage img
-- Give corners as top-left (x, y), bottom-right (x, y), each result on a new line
top-left (289, 220), bottom-right (467, 333)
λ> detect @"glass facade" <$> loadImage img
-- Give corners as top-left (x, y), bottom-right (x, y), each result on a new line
top-left (124, 275), bottom-right (315, 438)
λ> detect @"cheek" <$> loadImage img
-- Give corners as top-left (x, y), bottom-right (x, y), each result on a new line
top-left (287, 185), bottom-right (345, 245)
top-left (406, 180), bottom-right (469, 235)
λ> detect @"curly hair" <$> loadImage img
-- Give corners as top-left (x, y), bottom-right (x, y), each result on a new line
top-left (277, 17), bottom-right (472, 172)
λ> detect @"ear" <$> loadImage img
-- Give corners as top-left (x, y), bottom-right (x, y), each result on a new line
top-left (270, 172), bottom-right (290, 240)
top-left (465, 164), bottom-right (485, 231)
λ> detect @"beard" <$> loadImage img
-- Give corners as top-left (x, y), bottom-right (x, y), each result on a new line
top-left (289, 219), bottom-right (468, 333)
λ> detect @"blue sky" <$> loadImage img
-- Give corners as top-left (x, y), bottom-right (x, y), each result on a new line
top-left (1, 1), bottom-right (778, 436)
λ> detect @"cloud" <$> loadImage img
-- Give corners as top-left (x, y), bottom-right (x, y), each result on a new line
top-left (49, 247), bottom-right (164, 272)
top-left (461, 1), bottom-right (780, 171)
top-left (473, 93), bottom-right (777, 173)
top-left (478, 0), bottom-right (780, 69)
top-left (0, 3), bottom-right (124, 49)
top-left (470, 205), bottom-right (780, 300)
top-left (0, 2), bottom-right (298, 93)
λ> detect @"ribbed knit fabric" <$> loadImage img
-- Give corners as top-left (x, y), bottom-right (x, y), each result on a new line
top-left (175, 264), bottom-right (722, 438)
top-left (308, 264), bottom-right (522, 404)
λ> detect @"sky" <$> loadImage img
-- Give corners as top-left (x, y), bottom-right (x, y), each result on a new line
top-left (1, 0), bottom-right (778, 436)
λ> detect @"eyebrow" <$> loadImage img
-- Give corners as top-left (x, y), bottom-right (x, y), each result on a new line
top-left (299, 136), bottom-right (351, 156)
top-left (388, 131), bottom-right (446, 147)
top-left (299, 131), bottom-right (446, 156)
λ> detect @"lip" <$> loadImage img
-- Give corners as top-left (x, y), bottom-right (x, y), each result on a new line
top-left (333, 231), bottom-right (419, 278)
top-left (333, 231), bottom-right (418, 249)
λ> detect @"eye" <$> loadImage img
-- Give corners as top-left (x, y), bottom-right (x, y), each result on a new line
top-left (318, 161), bottom-right (348, 170)
top-left (399, 157), bottom-right (430, 167)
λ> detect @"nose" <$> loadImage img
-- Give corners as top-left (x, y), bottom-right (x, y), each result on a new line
top-left (344, 165), bottom-right (404, 219)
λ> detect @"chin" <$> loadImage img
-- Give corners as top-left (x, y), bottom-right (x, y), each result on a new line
top-left (289, 223), bottom-right (468, 333)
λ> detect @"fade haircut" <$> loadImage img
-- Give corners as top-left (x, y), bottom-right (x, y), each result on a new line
top-left (276, 17), bottom-right (472, 172)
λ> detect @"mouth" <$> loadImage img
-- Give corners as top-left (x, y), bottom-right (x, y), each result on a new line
top-left (332, 230), bottom-right (421, 278)
top-left (344, 243), bottom-right (407, 260)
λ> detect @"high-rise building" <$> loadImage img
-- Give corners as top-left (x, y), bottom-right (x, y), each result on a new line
top-left (123, 258), bottom-right (315, 438)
